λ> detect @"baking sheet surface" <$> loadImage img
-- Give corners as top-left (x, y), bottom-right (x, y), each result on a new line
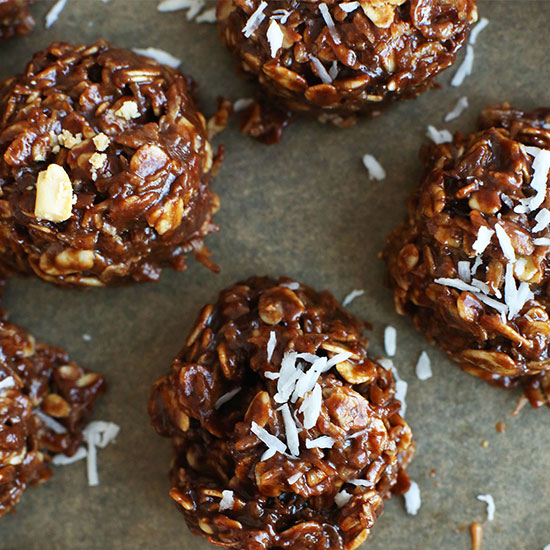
top-left (1, 1), bottom-right (549, 549)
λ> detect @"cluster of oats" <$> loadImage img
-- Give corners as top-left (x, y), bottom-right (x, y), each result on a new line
top-left (384, 103), bottom-right (550, 408)
top-left (150, 277), bottom-right (414, 550)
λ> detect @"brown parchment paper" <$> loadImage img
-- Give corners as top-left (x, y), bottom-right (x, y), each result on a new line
top-left (1, 1), bottom-right (549, 548)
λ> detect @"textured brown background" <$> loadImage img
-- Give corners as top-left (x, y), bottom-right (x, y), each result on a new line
top-left (1, 1), bottom-right (549, 548)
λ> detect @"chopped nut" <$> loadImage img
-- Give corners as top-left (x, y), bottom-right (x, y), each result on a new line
top-left (92, 132), bottom-right (110, 151)
top-left (114, 100), bottom-right (140, 120)
top-left (58, 129), bottom-right (83, 149)
top-left (89, 152), bottom-right (107, 171)
top-left (34, 164), bottom-right (74, 222)
top-left (360, 0), bottom-right (405, 29)
top-left (89, 152), bottom-right (107, 180)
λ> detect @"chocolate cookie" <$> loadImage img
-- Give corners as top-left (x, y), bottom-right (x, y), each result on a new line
top-left (149, 276), bottom-right (414, 550)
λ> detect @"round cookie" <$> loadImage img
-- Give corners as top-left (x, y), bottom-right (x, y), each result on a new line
top-left (0, 40), bottom-right (220, 287)
top-left (217, 0), bottom-right (478, 139)
top-left (0, 317), bottom-right (106, 516)
top-left (149, 276), bottom-right (414, 550)
top-left (383, 103), bottom-right (550, 408)
top-left (0, 0), bottom-right (33, 41)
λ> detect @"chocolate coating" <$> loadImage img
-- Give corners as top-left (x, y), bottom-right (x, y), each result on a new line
top-left (0, 317), bottom-right (106, 517)
top-left (149, 276), bottom-right (414, 550)
top-left (217, 0), bottom-right (478, 139)
top-left (0, 0), bottom-right (33, 41)
top-left (383, 103), bottom-right (550, 408)
top-left (0, 40), bottom-right (220, 288)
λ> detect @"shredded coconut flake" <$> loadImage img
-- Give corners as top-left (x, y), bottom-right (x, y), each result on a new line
top-left (395, 382), bottom-right (408, 416)
top-left (267, 331), bottom-right (277, 362)
top-left (451, 44), bottom-right (474, 87)
top-left (84, 421), bottom-right (120, 449)
top-left (435, 277), bottom-right (482, 294)
top-left (319, 3), bottom-right (340, 44)
top-left (494, 224), bottom-right (516, 262)
top-left (362, 154), bottom-right (386, 181)
top-left (233, 98), bottom-right (254, 112)
top-left (35, 410), bottom-right (67, 434)
top-left (261, 448), bottom-right (276, 461)
top-left (292, 352), bottom-right (351, 405)
top-left (471, 278), bottom-right (493, 297)
top-left (274, 351), bottom-right (302, 403)
top-left (504, 263), bottom-right (529, 320)
top-left (0, 376), bottom-right (16, 391)
top-left (45, 0), bottom-right (67, 29)
top-left (271, 9), bottom-right (291, 24)
top-left (334, 490), bottom-right (352, 508)
top-left (219, 490), bottom-right (234, 511)
top-left (434, 278), bottom-right (508, 316)
top-left (523, 145), bottom-right (542, 158)
top-left (342, 289), bottom-right (365, 307)
top-left (82, 333), bottom-right (92, 342)
top-left (158, 0), bottom-right (198, 11)
top-left (158, 0), bottom-right (205, 18)
top-left (533, 238), bottom-right (550, 246)
top-left (384, 326), bottom-right (397, 357)
top-left (477, 494), bottom-right (495, 521)
top-left (504, 263), bottom-right (533, 320)
top-left (339, 1), bottom-right (360, 13)
top-left (471, 256), bottom-right (483, 276)
top-left (288, 472), bottom-right (302, 484)
top-left (476, 293), bottom-right (508, 317)
top-left (415, 351), bottom-right (432, 381)
top-left (310, 55), bottom-right (332, 84)
top-left (472, 226), bottom-right (494, 255)
top-left (297, 352), bottom-right (320, 364)
top-left (404, 481), bottom-right (421, 515)
top-left (426, 125), bottom-right (452, 144)
top-left (267, 20), bottom-right (284, 57)
top-left (325, 352), bottom-right (354, 371)
top-left (444, 96), bottom-right (469, 122)
top-left (280, 281), bottom-right (299, 290)
top-left (469, 17), bottom-right (489, 45)
top-left (195, 7), bottom-right (216, 23)
top-left (328, 61), bottom-right (339, 81)
top-left (51, 446), bottom-right (88, 466)
top-left (533, 208), bottom-right (550, 232)
top-left (133, 47), bottom-right (181, 68)
top-left (243, 1), bottom-right (267, 37)
top-left (379, 358), bottom-right (408, 416)
top-left (514, 149), bottom-right (550, 214)
top-left (252, 421), bottom-right (287, 456)
top-left (305, 435), bottom-right (335, 449)
top-left (299, 384), bottom-right (322, 430)
top-left (291, 357), bottom-right (326, 403)
top-left (215, 387), bottom-right (241, 409)
top-left (82, 421), bottom-right (120, 486)
top-left (280, 404), bottom-right (300, 457)
top-left (458, 260), bottom-right (472, 283)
